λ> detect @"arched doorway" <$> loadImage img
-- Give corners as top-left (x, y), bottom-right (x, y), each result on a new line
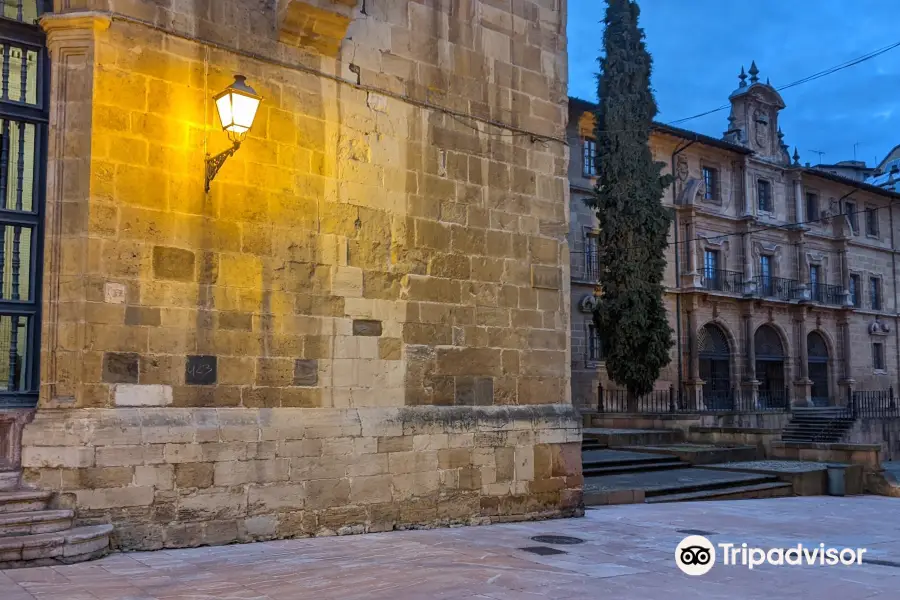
top-left (755, 324), bottom-right (786, 408)
top-left (808, 331), bottom-right (830, 407)
top-left (698, 324), bottom-right (732, 409)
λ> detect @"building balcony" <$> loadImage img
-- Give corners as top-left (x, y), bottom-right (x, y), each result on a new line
top-left (754, 276), bottom-right (804, 302)
top-left (700, 269), bottom-right (744, 294)
top-left (808, 283), bottom-right (847, 307)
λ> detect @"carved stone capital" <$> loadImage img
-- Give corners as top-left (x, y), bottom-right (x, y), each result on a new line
top-left (41, 11), bottom-right (111, 46)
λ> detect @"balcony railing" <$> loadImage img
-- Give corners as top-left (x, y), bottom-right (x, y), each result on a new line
top-left (755, 275), bottom-right (803, 301)
top-left (809, 283), bottom-right (845, 306)
top-left (701, 269), bottom-right (744, 294)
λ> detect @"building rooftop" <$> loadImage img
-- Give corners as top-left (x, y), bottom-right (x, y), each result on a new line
top-left (569, 96), bottom-right (752, 155)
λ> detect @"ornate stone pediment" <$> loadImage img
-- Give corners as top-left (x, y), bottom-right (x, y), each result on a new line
top-left (277, 0), bottom-right (359, 57)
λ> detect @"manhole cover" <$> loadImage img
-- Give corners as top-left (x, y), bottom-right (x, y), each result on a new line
top-left (863, 558), bottom-right (900, 569)
top-left (530, 535), bottom-right (585, 545)
top-left (676, 529), bottom-right (717, 536)
top-left (520, 546), bottom-right (567, 556)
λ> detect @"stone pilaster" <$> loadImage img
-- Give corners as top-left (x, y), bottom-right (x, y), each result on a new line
top-left (793, 307), bottom-right (812, 406)
top-left (39, 12), bottom-right (110, 407)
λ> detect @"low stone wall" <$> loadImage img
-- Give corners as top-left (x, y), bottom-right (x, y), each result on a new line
top-left (769, 441), bottom-right (882, 473)
top-left (587, 412), bottom-right (790, 432)
top-left (847, 418), bottom-right (900, 461)
top-left (20, 405), bottom-right (583, 550)
top-left (688, 427), bottom-right (782, 458)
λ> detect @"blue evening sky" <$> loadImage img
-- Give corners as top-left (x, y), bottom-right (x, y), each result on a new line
top-left (567, 0), bottom-right (900, 167)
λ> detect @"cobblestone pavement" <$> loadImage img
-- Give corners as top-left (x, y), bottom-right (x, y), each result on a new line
top-left (4, 497), bottom-right (899, 599)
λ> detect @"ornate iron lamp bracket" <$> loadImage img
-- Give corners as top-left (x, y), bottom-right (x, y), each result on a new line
top-left (205, 141), bottom-right (241, 193)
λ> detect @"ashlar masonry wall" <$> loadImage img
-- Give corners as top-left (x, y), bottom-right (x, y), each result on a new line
top-left (21, 0), bottom-right (581, 550)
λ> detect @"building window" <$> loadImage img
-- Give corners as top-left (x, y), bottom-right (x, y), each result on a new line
top-left (702, 167), bottom-right (719, 202)
top-left (806, 192), bottom-right (819, 222)
top-left (809, 265), bottom-right (821, 301)
top-left (584, 233), bottom-right (600, 280)
top-left (873, 342), bottom-right (886, 371)
top-left (704, 249), bottom-right (719, 280)
top-left (866, 206), bottom-right (879, 237)
top-left (849, 274), bottom-right (860, 307)
top-left (759, 255), bottom-right (772, 295)
top-left (844, 200), bottom-right (858, 234)
top-left (870, 277), bottom-right (882, 311)
top-left (583, 139), bottom-right (597, 177)
top-left (757, 179), bottom-right (773, 212)
top-left (588, 324), bottom-right (605, 362)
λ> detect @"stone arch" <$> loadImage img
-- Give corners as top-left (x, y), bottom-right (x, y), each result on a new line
top-left (755, 323), bottom-right (790, 407)
top-left (807, 329), bottom-right (835, 406)
top-left (699, 322), bottom-right (734, 409)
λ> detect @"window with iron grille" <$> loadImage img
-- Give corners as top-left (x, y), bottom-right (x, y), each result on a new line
top-left (870, 277), bottom-right (882, 311)
top-left (873, 342), bottom-right (886, 371)
top-left (844, 200), bottom-right (858, 234)
top-left (702, 167), bottom-right (719, 202)
top-left (582, 139), bottom-right (597, 177)
top-left (849, 274), bottom-right (860, 307)
top-left (757, 179), bottom-right (773, 212)
top-left (866, 206), bottom-right (879, 237)
top-left (588, 324), bottom-right (605, 362)
top-left (805, 192), bottom-right (819, 222)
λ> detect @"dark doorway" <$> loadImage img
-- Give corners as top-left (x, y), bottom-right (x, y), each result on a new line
top-left (808, 331), bottom-right (830, 407)
top-left (755, 324), bottom-right (786, 408)
top-left (698, 324), bottom-right (732, 409)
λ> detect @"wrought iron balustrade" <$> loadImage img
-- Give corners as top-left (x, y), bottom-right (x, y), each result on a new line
top-left (808, 283), bottom-right (845, 306)
top-left (754, 276), bottom-right (803, 301)
top-left (701, 269), bottom-right (744, 293)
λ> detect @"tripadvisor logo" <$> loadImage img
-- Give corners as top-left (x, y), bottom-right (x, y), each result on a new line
top-left (675, 535), bottom-right (868, 575)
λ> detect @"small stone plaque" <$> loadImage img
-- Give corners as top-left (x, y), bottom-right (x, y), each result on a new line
top-left (102, 352), bottom-right (139, 384)
top-left (353, 319), bottom-right (382, 336)
top-left (104, 282), bottom-right (126, 304)
top-left (294, 359), bottom-right (318, 386)
top-left (185, 355), bottom-right (217, 386)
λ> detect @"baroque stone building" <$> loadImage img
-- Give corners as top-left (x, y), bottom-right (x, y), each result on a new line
top-left (569, 64), bottom-right (900, 411)
top-left (0, 0), bottom-right (580, 555)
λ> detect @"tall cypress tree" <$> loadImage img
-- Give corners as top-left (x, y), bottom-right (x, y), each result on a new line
top-left (587, 0), bottom-right (673, 404)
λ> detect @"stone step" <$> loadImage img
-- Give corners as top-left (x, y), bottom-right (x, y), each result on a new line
top-left (0, 490), bottom-right (51, 514)
top-left (0, 510), bottom-right (75, 537)
top-left (0, 471), bottom-right (20, 491)
top-left (583, 467), bottom-right (781, 506)
top-left (583, 428), bottom-right (684, 447)
top-left (581, 449), bottom-right (681, 466)
top-left (0, 524), bottom-right (113, 569)
top-left (645, 481), bottom-right (793, 503)
top-left (583, 460), bottom-right (689, 477)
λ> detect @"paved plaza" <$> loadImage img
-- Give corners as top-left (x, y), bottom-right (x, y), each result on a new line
top-left (3, 496), bottom-right (899, 599)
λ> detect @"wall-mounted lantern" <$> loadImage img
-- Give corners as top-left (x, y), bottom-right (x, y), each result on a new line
top-left (205, 75), bottom-right (262, 192)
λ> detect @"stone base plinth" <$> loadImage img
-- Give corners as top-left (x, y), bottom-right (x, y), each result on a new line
top-left (20, 405), bottom-right (583, 550)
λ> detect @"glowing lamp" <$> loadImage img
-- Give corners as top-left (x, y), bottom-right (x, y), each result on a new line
top-left (205, 75), bottom-right (263, 192)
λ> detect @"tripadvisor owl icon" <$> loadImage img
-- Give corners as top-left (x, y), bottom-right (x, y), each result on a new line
top-left (676, 535), bottom-right (716, 576)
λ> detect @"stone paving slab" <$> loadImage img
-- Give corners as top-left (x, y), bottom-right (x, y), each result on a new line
top-left (584, 467), bottom-right (770, 493)
top-left (3, 497), bottom-right (900, 599)
top-left (581, 449), bottom-right (675, 463)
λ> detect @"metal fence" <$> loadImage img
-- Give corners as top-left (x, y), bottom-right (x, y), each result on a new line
top-left (848, 388), bottom-right (900, 419)
top-left (596, 384), bottom-right (791, 414)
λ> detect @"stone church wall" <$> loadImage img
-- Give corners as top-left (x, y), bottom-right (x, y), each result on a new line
top-left (21, 0), bottom-right (581, 550)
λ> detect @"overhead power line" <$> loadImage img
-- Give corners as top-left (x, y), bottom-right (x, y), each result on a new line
top-left (667, 40), bottom-right (900, 126)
